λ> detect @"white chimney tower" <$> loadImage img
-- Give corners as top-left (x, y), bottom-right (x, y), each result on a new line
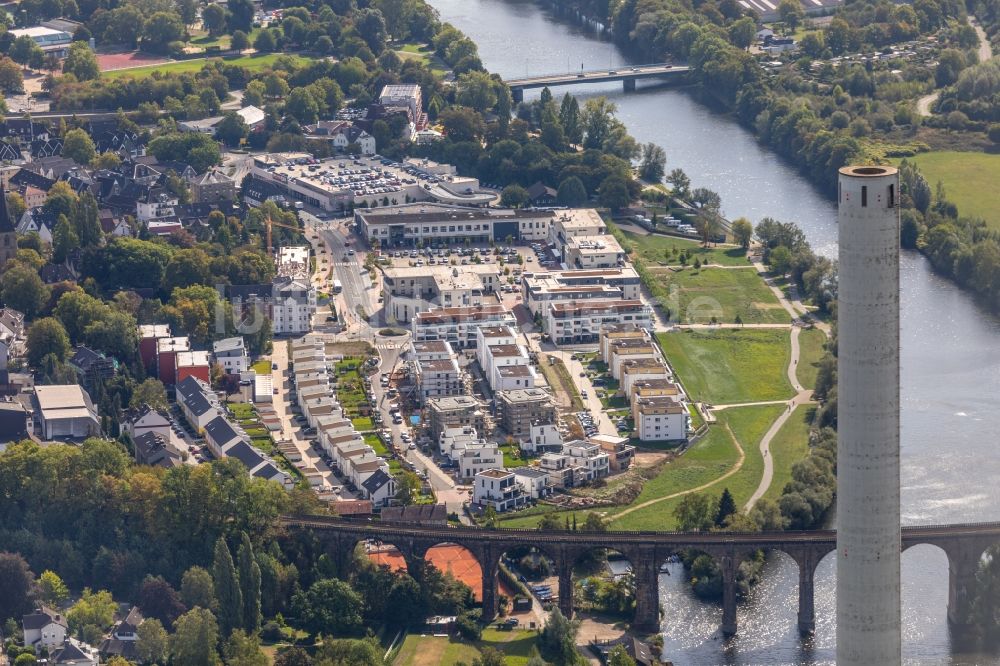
top-left (836, 165), bottom-right (902, 666)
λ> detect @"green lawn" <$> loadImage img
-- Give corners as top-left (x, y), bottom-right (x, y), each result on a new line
top-left (396, 42), bottom-right (449, 75)
top-left (895, 151), bottom-right (1000, 231)
top-left (104, 53), bottom-right (306, 80)
top-left (716, 405), bottom-right (785, 508)
top-left (251, 359), bottom-right (271, 375)
top-left (763, 405), bottom-right (813, 503)
top-left (658, 329), bottom-right (794, 405)
top-left (796, 327), bottom-right (827, 391)
top-left (649, 266), bottom-right (789, 325)
top-left (619, 228), bottom-right (749, 267)
top-left (393, 630), bottom-right (539, 666)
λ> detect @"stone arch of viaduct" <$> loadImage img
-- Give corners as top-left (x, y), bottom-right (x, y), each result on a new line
top-left (280, 516), bottom-right (1000, 636)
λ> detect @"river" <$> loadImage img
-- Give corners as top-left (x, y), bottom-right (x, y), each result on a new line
top-left (425, 0), bottom-right (1000, 663)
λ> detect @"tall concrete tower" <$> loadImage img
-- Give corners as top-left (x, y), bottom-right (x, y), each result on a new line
top-left (836, 165), bottom-right (901, 666)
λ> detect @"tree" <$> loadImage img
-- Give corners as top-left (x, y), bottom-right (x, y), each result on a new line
top-left (62, 128), bottom-right (97, 165)
top-left (456, 71), bottom-right (499, 112)
top-left (2, 263), bottom-right (49, 318)
top-left (284, 88), bottom-right (319, 125)
top-left (384, 575), bottom-right (425, 628)
top-left (227, 0), bottom-right (254, 32)
top-left (52, 215), bottom-right (80, 264)
top-left (291, 578), bottom-right (364, 637)
top-left (354, 8), bottom-right (387, 54)
top-left (673, 493), bottom-right (715, 531)
top-left (73, 192), bottom-right (102, 248)
top-left (164, 248), bottom-right (212, 294)
top-left (10, 36), bottom-right (43, 71)
top-left (212, 538), bottom-right (242, 637)
top-left (224, 630), bottom-right (267, 666)
top-left (181, 566), bottom-right (216, 610)
top-left (728, 17), bottom-right (756, 51)
top-left (38, 570), bottom-right (69, 606)
top-left (559, 93), bottom-right (582, 144)
top-left (638, 143), bottom-right (666, 182)
top-left (607, 645), bottom-right (636, 666)
top-left (231, 30), bottom-right (250, 52)
top-left (135, 618), bottom-right (168, 665)
top-left (538, 608), bottom-right (581, 666)
top-left (0, 57), bottom-right (23, 93)
top-left (439, 107), bottom-right (486, 143)
top-left (14, 655), bottom-right (37, 666)
top-left (142, 12), bottom-right (187, 54)
top-left (129, 378), bottom-right (168, 411)
top-left (273, 647), bottom-right (312, 666)
top-left (666, 168), bottom-right (691, 199)
top-left (201, 3), bottom-right (228, 35)
top-left (473, 647), bottom-right (508, 666)
top-left (581, 512), bottom-right (607, 532)
top-left (62, 41), bottom-right (99, 81)
top-left (537, 513), bottom-right (563, 531)
top-left (0, 552), bottom-right (36, 622)
top-left (169, 607), bottom-right (219, 666)
top-left (731, 218), bottom-right (753, 249)
top-left (394, 471), bottom-right (421, 506)
top-left (715, 488), bottom-right (737, 527)
top-left (138, 576), bottom-right (186, 627)
top-left (777, 0), bottom-right (804, 31)
top-left (26, 317), bottom-right (69, 367)
top-left (988, 124), bottom-right (1000, 146)
top-left (749, 497), bottom-right (786, 531)
top-left (768, 245), bottom-right (793, 275)
top-left (237, 533), bottom-right (261, 633)
top-left (500, 184), bottom-right (530, 208)
top-left (598, 175), bottom-right (630, 211)
top-left (556, 176), bottom-right (587, 207)
top-left (67, 588), bottom-right (117, 641)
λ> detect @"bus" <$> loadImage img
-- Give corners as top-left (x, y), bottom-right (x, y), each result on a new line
top-left (332, 279), bottom-right (343, 294)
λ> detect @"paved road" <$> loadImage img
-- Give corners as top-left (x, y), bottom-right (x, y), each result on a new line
top-left (306, 212), bottom-right (380, 332)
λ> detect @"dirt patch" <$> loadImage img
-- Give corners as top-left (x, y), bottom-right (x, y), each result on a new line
top-left (326, 341), bottom-right (374, 356)
top-left (751, 302), bottom-right (785, 309)
top-left (369, 544), bottom-right (515, 602)
top-left (96, 51), bottom-right (171, 71)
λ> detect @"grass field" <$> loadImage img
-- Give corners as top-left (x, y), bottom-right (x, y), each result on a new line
top-left (647, 266), bottom-right (789, 325)
top-left (895, 151), bottom-right (1000, 231)
top-left (104, 53), bottom-right (306, 80)
top-left (620, 229), bottom-right (749, 267)
top-left (763, 405), bottom-right (812, 503)
top-left (393, 629), bottom-right (539, 666)
top-left (251, 359), bottom-right (271, 375)
top-left (796, 327), bottom-right (827, 390)
top-left (396, 42), bottom-right (449, 74)
top-left (658, 329), bottom-right (793, 405)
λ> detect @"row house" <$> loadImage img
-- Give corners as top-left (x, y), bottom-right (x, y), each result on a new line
top-left (546, 300), bottom-right (653, 346)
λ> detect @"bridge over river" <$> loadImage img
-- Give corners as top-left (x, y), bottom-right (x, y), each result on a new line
top-left (281, 516), bottom-right (1000, 636)
top-left (503, 63), bottom-right (691, 102)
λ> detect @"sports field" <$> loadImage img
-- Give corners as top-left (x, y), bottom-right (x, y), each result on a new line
top-left (368, 544), bottom-right (516, 601)
top-left (103, 53), bottom-right (305, 80)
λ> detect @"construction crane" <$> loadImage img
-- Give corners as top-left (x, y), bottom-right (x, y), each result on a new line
top-left (265, 214), bottom-right (304, 254)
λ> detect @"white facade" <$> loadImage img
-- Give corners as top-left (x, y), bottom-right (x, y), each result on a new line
top-left (521, 422), bottom-right (563, 454)
top-left (546, 300), bottom-right (653, 346)
top-left (411, 305), bottom-right (517, 349)
top-left (22, 609), bottom-right (67, 653)
top-left (213, 337), bottom-right (249, 374)
top-left (513, 467), bottom-right (551, 499)
top-left (522, 268), bottom-right (642, 317)
top-left (563, 441), bottom-right (610, 481)
top-left (633, 396), bottom-right (688, 442)
top-left (457, 444), bottom-right (503, 480)
top-left (473, 468), bottom-right (528, 512)
top-left (836, 165), bottom-right (901, 664)
top-left (272, 278), bottom-right (316, 335)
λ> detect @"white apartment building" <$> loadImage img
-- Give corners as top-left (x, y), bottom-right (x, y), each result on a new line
top-left (564, 440), bottom-right (611, 481)
top-left (475, 325), bottom-right (537, 391)
top-left (212, 336), bottom-right (249, 374)
top-left (473, 468), bottom-right (528, 512)
top-left (458, 443), bottom-right (503, 480)
top-left (438, 425), bottom-right (483, 460)
top-left (633, 395), bottom-right (688, 442)
top-left (272, 277), bottom-right (316, 335)
top-left (620, 358), bottom-right (672, 397)
top-left (521, 422), bottom-right (563, 454)
top-left (379, 84), bottom-right (423, 121)
top-left (513, 467), bottom-right (551, 499)
top-left (522, 268), bottom-right (642, 317)
top-left (412, 304), bottom-right (517, 349)
top-left (383, 264), bottom-right (501, 324)
top-left (563, 234), bottom-right (626, 269)
top-left (546, 300), bottom-right (653, 346)
top-left (607, 338), bottom-right (660, 380)
top-left (548, 208), bottom-right (606, 248)
top-left (415, 356), bottom-right (464, 403)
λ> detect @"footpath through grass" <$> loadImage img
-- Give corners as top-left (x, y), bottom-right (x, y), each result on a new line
top-left (894, 151), bottom-right (1000, 231)
top-left (647, 266), bottom-right (790, 324)
top-left (104, 53), bottom-right (306, 80)
top-left (796, 327), bottom-right (827, 390)
top-left (763, 405), bottom-right (812, 503)
top-left (658, 329), bottom-right (794, 404)
top-left (392, 629), bottom-right (539, 666)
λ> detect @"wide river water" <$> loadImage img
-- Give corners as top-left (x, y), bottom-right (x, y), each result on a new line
top-left (424, 0), bottom-right (1000, 663)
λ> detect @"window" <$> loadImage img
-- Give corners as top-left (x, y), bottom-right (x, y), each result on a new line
top-left (888, 184), bottom-right (895, 208)
top-left (861, 186), bottom-right (867, 207)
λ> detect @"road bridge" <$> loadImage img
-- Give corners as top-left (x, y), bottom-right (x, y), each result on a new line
top-left (504, 64), bottom-right (691, 102)
top-left (281, 515), bottom-right (1000, 636)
